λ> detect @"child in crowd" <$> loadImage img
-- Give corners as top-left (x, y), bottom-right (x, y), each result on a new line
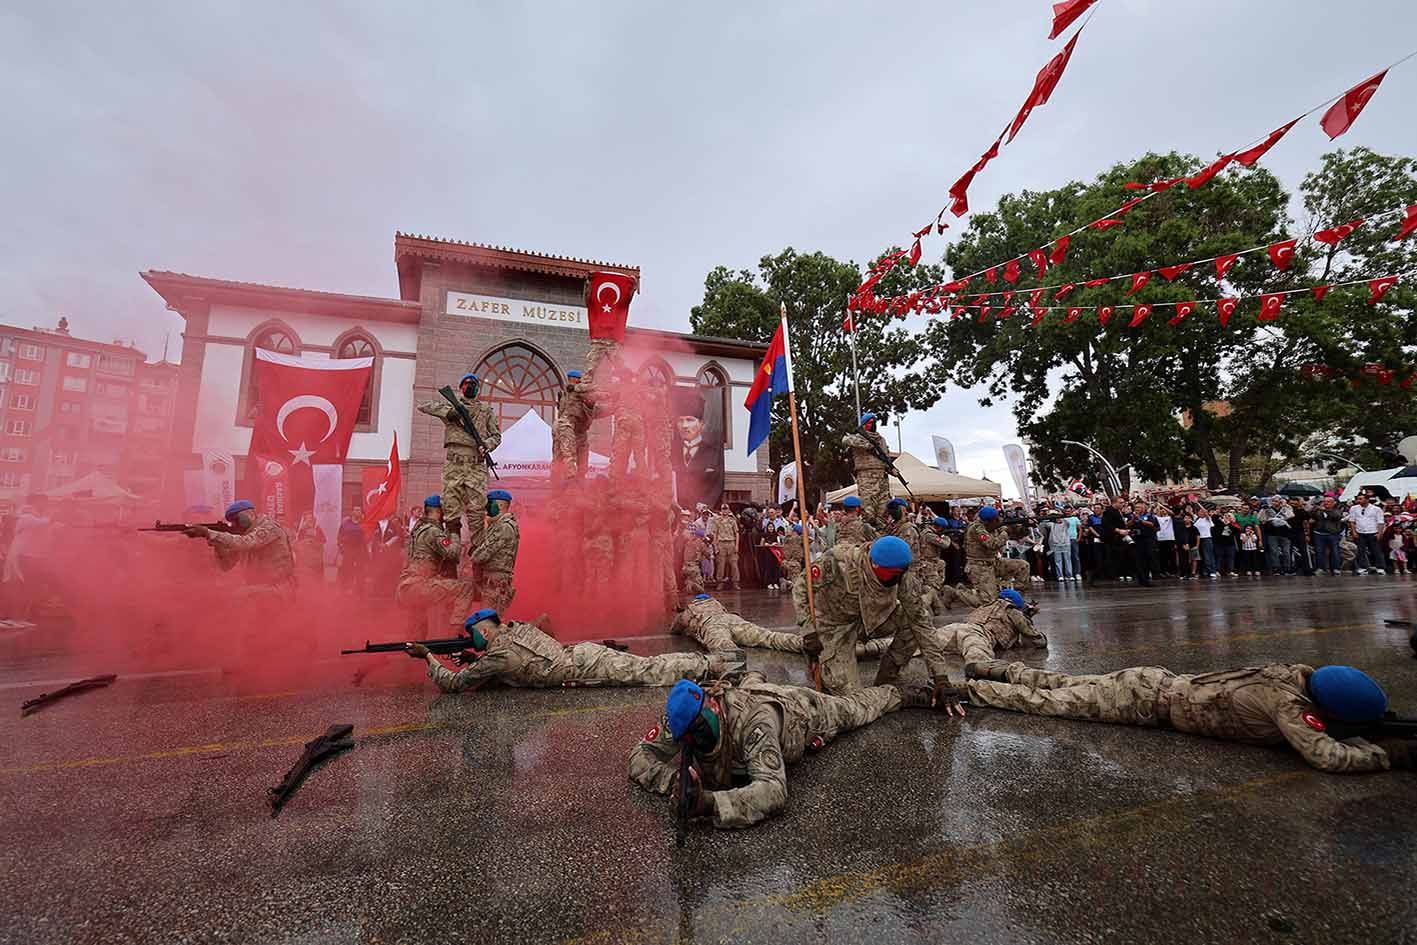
top-left (1387, 524), bottom-right (1408, 574)
top-left (1239, 526), bottom-right (1260, 575)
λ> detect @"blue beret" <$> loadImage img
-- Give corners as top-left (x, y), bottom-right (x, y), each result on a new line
top-left (693, 593), bottom-right (711, 601)
top-left (1309, 666), bottom-right (1387, 722)
top-left (999, 589), bottom-right (1025, 609)
top-left (933, 516), bottom-right (950, 528)
top-left (843, 496), bottom-right (862, 509)
top-left (666, 679), bottom-right (705, 740)
top-left (487, 489), bottom-right (512, 502)
top-left (860, 412), bottom-right (876, 426)
top-left (869, 535), bottom-right (913, 569)
top-left (424, 495), bottom-right (442, 507)
top-left (978, 506), bottom-right (999, 521)
top-left (460, 373), bottom-right (478, 385)
top-left (567, 370), bottom-right (582, 379)
top-left (465, 609), bottom-right (501, 628)
top-left (888, 498), bottom-right (909, 509)
top-left (792, 523), bottom-right (802, 534)
top-left (224, 500), bottom-right (255, 520)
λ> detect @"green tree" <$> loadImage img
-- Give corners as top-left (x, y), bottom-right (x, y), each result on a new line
top-left (691, 248), bottom-right (945, 494)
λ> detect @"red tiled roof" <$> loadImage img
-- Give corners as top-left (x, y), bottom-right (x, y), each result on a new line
top-left (394, 233), bottom-right (638, 300)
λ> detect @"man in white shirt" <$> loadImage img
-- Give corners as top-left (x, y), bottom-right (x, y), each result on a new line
top-left (1154, 507), bottom-right (1176, 576)
top-left (1346, 494), bottom-right (1386, 574)
top-left (1193, 510), bottom-right (1216, 577)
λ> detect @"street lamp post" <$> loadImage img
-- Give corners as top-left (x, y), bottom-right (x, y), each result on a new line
top-left (1062, 439), bottom-right (1124, 497)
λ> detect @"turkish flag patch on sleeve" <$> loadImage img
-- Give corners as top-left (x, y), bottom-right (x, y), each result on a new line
top-left (811, 565), bottom-right (822, 581)
top-left (644, 724), bottom-right (660, 742)
top-left (1301, 711), bottom-right (1325, 732)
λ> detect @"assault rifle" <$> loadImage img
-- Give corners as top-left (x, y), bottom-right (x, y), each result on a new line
top-left (20, 674), bottom-right (117, 716)
top-left (676, 742), bottom-right (692, 848)
top-left (1382, 619), bottom-right (1417, 657)
top-left (1324, 711), bottom-right (1417, 742)
top-left (341, 635), bottom-right (479, 656)
top-left (850, 427), bottom-right (916, 503)
top-left (437, 385), bottom-right (500, 480)
top-left (139, 520), bottom-right (237, 534)
top-left (269, 723), bottom-right (354, 815)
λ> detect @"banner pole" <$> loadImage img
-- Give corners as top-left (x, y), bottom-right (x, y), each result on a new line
top-left (847, 297), bottom-right (862, 422)
top-left (782, 303), bottom-right (821, 690)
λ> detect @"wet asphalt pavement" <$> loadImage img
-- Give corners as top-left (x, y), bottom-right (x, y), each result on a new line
top-left (3, 576), bottom-right (1417, 945)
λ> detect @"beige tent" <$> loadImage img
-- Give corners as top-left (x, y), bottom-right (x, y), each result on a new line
top-left (824, 452), bottom-right (1001, 504)
top-left (40, 471), bottom-right (141, 503)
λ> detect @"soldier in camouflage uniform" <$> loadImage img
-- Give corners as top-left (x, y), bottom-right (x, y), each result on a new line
top-left (469, 488), bottom-right (519, 616)
top-left (781, 523), bottom-right (806, 586)
top-left (602, 366), bottom-right (647, 481)
top-left (417, 373), bottom-right (501, 548)
top-left (834, 495), bottom-right (878, 548)
top-left (963, 505), bottom-right (1011, 600)
top-left (672, 593), bottom-right (809, 653)
top-left (583, 480), bottom-right (616, 589)
top-left (551, 370), bottom-right (592, 484)
top-left (629, 673), bottom-right (947, 829)
top-left (409, 610), bottom-right (739, 691)
top-left (794, 536), bottom-right (963, 710)
top-left (642, 375), bottom-right (675, 493)
top-left (709, 503), bottom-right (741, 589)
top-left (186, 500), bottom-right (297, 604)
top-left (842, 412), bottom-right (893, 528)
top-left (649, 495), bottom-right (681, 613)
top-left (681, 524), bottom-right (710, 600)
top-left (887, 499), bottom-right (920, 558)
top-left (943, 590), bottom-right (1048, 670)
top-left (395, 495), bottom-right (477, 631)
top-left (965, 661), bottom-right (1411, 774)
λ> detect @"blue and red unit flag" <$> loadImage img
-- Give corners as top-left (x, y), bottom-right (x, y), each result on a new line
top-left (744, 309), bottom-right (793, 455)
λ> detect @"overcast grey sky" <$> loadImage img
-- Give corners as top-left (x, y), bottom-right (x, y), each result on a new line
top-left (2, 1), bottom-right (1414, 493)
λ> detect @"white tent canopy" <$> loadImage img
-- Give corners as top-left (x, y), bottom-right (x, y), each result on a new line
top-left (40, 470), bottom-right (140, 503)
top-left (1339, 466), bottom-right (1417, 501)
top-left (824, 452), bottom-right (1001, 504)
top-left (489, 410), bottom-right (607, 478)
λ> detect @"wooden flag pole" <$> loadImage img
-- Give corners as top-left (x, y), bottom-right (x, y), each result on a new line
top-left (780, 303), bottom-right (821, 690)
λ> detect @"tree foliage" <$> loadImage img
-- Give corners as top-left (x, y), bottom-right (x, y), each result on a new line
top-left (690, 249), bottom-right (944, 492)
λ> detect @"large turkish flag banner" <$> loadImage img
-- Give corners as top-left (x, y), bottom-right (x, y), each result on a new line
top-left (586, 271), bottom-right (636, 342)
top-left (248, 350), bottom-right (372, 520)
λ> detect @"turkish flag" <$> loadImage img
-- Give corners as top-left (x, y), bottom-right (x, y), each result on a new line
top-left (985, 267), bottom-right (997, 283)
top-left (1008, 28), bottom-right (1084, 143)
top-left (1049, 0), bottom-right (1097, 38)
top-left (1258, 293), bottom-right (1285, 322)
top-left (1167, 301), bottom-right (1197, 326)
top-left (1029, 307), bottom-right (1048, 327)
top-left (1394, 204), bottom-right (1417, 241)
top-left (1089, 218), bottom-right (1124, 230)
top-left (1098, 305), bottom-right (1114, 327)
top-left (1126, 272), bottom-right (1152, 295)
top-left (1314, 218), bottom-right (1365, 245)
top-left (1054, 283), bottom-right (1076, 301)
top-left (1267, 239), bottom-right (1298, 271)
top-left (249, 350), bottom-right (372, 521)
top-left (1001, 290), bottom-right (1015, 304)
top-left (908, 239), bottom-right (923, 266)
top-left (361, 433), bottom-right (402, 537)
top-left (949, 133), bottom-right (1004, 216)
top-left (1003, 259), bottom-right (1021, 283)
top-left (999, 306), bottom-right (1017, 319)
top-left (1187, 154), bottom-right (1232, 189)
top-left (1158, 263), bottom-right (1192, 281)
top-left (1369, 276), bottom-right (1399, 303)
top-left (1084, 277), bottom-right (1110, 287)
top-left (1050, 236), bottom-right (1071, 265)
top-left (1215, 254), bottom-right (1241, 278)
top-left (1064, 307), bottom-right (1083, 324)
top-left (1028, 248), bottom-right (1049, 278)
top-left (1217, 298), bottom-right (1238, 328)
top-left (587, 271), bottom-right (637, 342)
top-left (1128, 304), bottom-right (1152, 328)
top-left (977, 306), bottom-right (993, 323)
top-left (952, 306), bottom-right (967, 319)
top-left (1030, 287), bottom-right (1047, 307)
top-left (1118, 197), bottom-right (1146, 216)
top-left (843, 313), bottom-right (854, 333)
top-left (1321, 70), bottom-right (1387, 140)
top-left (1312, 284), bottom-right (1331, 302)
top-left (1233, 118), bottom-right (1300, 167)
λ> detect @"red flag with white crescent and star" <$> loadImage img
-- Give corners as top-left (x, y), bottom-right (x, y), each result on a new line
top-left (1258, 293), bottom-right (1285, 322)
top-left (1314, 218), bottom-right (1365, 246)
top-left (361, 433), bottom-right (402, 537)
top-left (1369, 276), bottom-right (1399, 303)
top-left (1217, 298), bottom-right (1239, 328)
top-left (1233, 118), bottom-right (1300, 167)
top-left (586, 271), bottom-right (637, 342)
top-left (1267, 239), bottom-right (1298, 271)
top-left (248, 349), bottom-right (372, 520)
top-left (1321, 70), bottom-right (1387, 140)
top-left (1167, 301), bottom-right (1197, 326)
top-left (1215, 254), bottom-right (1241, 279)
top-left (1396, 204), bottom-right (1417, 241)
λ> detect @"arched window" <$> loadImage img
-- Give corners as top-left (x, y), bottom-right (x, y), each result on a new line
top-left (335, 333), bottom-right (377, 426)
top-left (639, 358), bottom-right (674, 389)
top-left (475, 343), bottom-right (563, 430)
top-left (244, 324), bottom-right (299, 421)
top-left (696, 364), bottom-right (731, 450)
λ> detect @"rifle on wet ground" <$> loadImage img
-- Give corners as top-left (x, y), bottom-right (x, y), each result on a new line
top-left (676, 743), bottom-right (692, 848)
top-left (269, 723), bottom-right (354, 816)
top-left (437, 385), bottom-right (500, 480)
top-left (20, 674), bottom-right (117, 716)
top-left (138, 520), bottom-right (237, 534)
top-left (1325, 711), bottom-right (1417, 742)
top-left (341, 636), bottom-right (479, 656)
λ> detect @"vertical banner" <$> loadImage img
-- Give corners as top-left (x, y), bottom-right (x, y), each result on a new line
top-left (312, 463), bottom-right (344, 566)
top-left (255, 454), bottom-right (290, 521)
top-left (777, 463), bottom-right (799, 507)
top-left (671, 386), bottom-right (724, 510)
top-left (198, 447), bottom-right (235, 512)
top-left (931, 435), bottom-right (958, 474)
top-left (1003, 443), bottom-right (1033, 504)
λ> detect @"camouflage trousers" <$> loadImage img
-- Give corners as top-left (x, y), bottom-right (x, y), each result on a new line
top-left (942, 622), bottom-right (993, 665)
top-left (585, 338), bottom-right (621, 379)
top-left (234, 579), bottom-right (298, 609)
top-left (998, 557), bottom-right (1031, 587)
top-left (694, 615), bottom-right (805, 653)
top-left (966, 664), bottom-right (1173, 727)
top-left (551, 419), bottom-right (589, 483)
top-left (396, 574), bottom-right (478, 632)
top-left (815, 614), bottom-right (940, 695)
top-left (610, 415), bottom-right (647, 480)
top-left (714, 543), bottom-right (740, 587)
top-left (782, 558), bottom-right (802, 586)
top-left (856, 471), bottom-right (891, 528)
top-left (566, 643), bottom-right (715, 687)
top-left (965, 562), bottom-right (1000, 602)
top-left (681, 560), bottom-right (706, 598)
top-left (479, 570), bottom-right (515, 617)
top-left (443, 451), bottom-right (489, 547)
top-left (585, 547), bottom-right (615, 588)
top-left (923, 581), bottom-right (986, 616)
top-left (781, 684), bottom-right (903, 751)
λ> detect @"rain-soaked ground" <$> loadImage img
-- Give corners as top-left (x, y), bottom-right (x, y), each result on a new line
top-left (3, 576), bottom-right (1416, 945)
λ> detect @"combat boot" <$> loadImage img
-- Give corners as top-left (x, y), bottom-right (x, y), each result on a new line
top-left (707, 648), bottom-right (748, 678)
top-left (965, 659), bottom-right (1013, 682)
